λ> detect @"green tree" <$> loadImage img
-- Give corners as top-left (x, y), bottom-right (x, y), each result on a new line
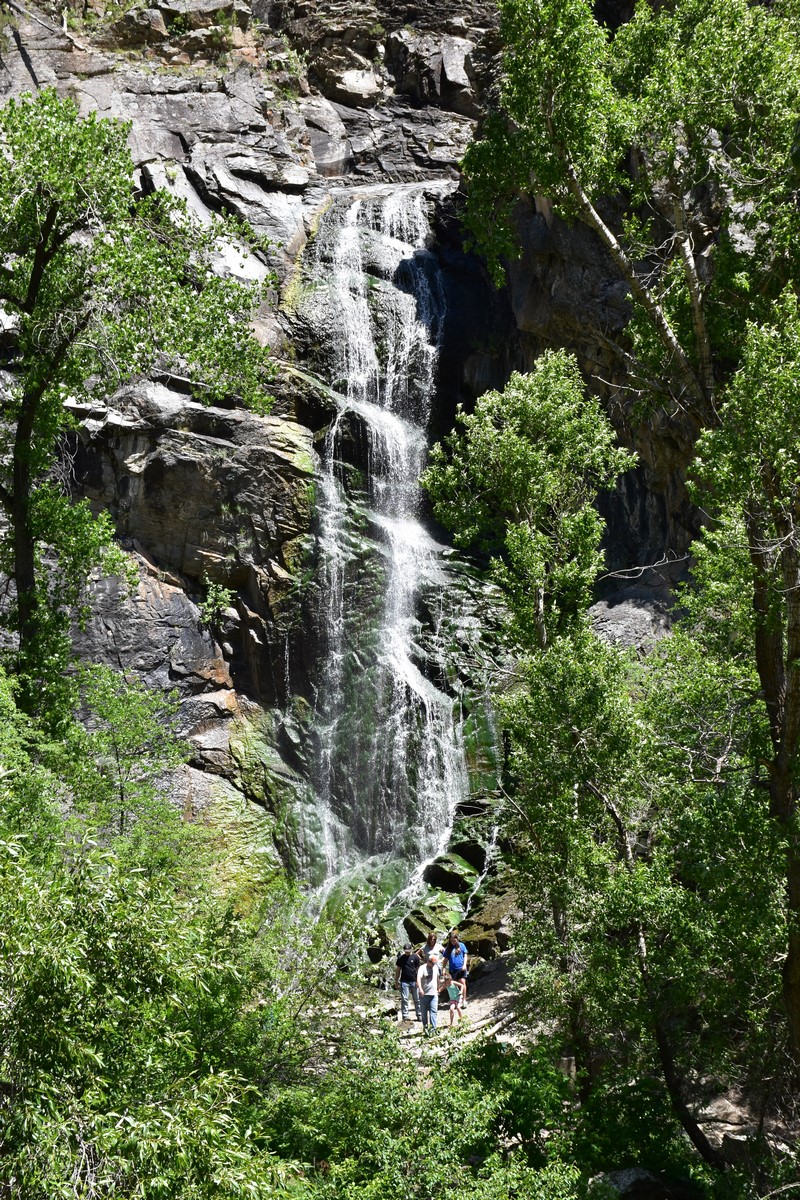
top-left (54, 665), bottom-right (194, 872)
top-left (0, 89), bottom-right (274, 714)
top-left (422, 351), bottom-right (634, 651)
top-left (462, 0), bottom-right (800, 1068)
top-left (0, 834), bottom-right (309, 1197)
top-left (423, 349), bottom-right (783, 1168)
top-left (463, 0), bottom-right (800, 413)
top-left (686, 294), bottom-right (800, 1067)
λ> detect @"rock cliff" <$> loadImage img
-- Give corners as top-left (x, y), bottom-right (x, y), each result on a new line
top-left (0, 0), bottom-right (691, 919)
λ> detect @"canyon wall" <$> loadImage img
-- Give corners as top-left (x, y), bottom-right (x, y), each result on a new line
top-left (1, 0), bottom-right (691, 940)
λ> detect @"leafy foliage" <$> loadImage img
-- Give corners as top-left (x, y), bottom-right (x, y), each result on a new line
top-left (463, 0), bottom-right (800, 404)
top-left (199, 574), bottom-right (236, 628)
top-left (456, 0), bottom-right (800, 1112)
top-left (423, 351), bottom-right (634, 648)
top-left (423, 309), bottom-right (795, 1169)
top-left (0, 835), bottom-right (308, 1198)
top-left (52, 666), bottom-right (197, 874)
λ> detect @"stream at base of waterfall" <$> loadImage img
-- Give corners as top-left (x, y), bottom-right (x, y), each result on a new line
top-left (291, 181), bottom-right (500, 920)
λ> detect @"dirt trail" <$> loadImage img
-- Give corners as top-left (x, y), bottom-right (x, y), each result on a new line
top-left (392, 955), bottom-right (518, 1057)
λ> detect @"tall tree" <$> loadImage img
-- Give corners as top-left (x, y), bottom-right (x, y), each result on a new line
top-left (690, 295), bottom-right (800, 1065)
top-left (464, 0), bottom-right (800, 411)
top-left (423, 353), bottom-right (751, 1166)
top-left (462, 0), bottom-right (800, 1065)
top-left (0, 89), bottom-right (274, 715)
top-left (423, 351), bottom-right (634, 652)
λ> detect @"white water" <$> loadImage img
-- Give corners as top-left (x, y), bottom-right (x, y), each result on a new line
top-left (309, 181), bottom-right (469, 889)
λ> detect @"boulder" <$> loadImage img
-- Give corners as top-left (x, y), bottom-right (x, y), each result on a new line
top-left (106, 7), bottom-right (169, 45)
top-left (403, 893), bottom-right (465, 945)
top-left (595, 1169), bottom-right (698, 1200)
top-left (422, 852), bottom-right (479, 894)
top-left (385, 29), bottom-right (479, 117)
top-left (590, 591), bottom-right (672, 652)
top-left (155, 0), bottom-right (252, 32)
top-left (448, 837), bottom-right (487, 873)
top-left (460, 890), bottom-right (521, 959)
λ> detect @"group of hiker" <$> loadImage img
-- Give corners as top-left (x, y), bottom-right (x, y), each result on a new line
top-left (393, 929), bottom-right (469, 1032)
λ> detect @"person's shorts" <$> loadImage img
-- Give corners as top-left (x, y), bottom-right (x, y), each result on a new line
top-left (450, 967), bottom-right (467, 981)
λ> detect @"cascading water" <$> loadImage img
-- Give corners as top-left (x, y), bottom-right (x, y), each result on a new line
top-left (303, 181), bottom-right (473, 897)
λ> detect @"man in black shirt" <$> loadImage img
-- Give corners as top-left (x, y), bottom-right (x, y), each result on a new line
top-left (394, 941), bottom-right (422, 1023)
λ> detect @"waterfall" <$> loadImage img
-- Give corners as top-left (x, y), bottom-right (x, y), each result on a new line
top-left (304, 181), bottom-right (470, 895)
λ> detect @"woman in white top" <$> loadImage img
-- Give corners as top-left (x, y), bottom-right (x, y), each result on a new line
top-left (419, 930), bottom-right (444, 963)
top-left (416, 953), bottom-right (441, 1032)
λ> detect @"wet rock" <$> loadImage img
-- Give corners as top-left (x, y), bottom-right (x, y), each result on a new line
top-left (366, 924), bottom-right (393, 963)
top-left (422, 852), bottom-right (479, 894)
top-left (299, 95), bottom-right (352, 175)
top-left (403, 892), bottom-right (465, 945)
top-left (229, 710), bottom-right (329, 881)
top-left (448, 837), bottom-right (487, 873)
top-left (178, 765), bottom-right (284, 901)
top-left (460, 890), bottom-right (521, 959)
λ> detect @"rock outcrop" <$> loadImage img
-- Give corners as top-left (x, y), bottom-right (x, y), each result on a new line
top-left (0, 0), bottom-right (695, 899)
top-left (69, 381), bottom-right (315, 704)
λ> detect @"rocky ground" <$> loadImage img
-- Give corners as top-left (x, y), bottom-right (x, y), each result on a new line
top-left (392, 956), bottom-right (517, 1055)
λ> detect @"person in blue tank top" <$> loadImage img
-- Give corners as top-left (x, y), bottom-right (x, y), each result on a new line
top-left (443, 929), bottom-right (468, 1003)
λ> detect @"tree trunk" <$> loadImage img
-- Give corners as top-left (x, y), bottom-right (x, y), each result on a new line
top-left (597, 786), bottom-right (726, 1168)
top-left (551, 893), bottom-right (594, 1098)
top-left (785, 849), bottom-right (800, 1062)
top-left (749, 501), bottom-right (800, 1066)
top-left (558, 160), bottom-right (708, 414)
top-left (11, 387), bottom-right (39, 708)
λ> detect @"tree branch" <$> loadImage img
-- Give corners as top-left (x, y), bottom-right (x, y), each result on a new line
top-left (557, 156), bottom-right (707, 414)
top-left (22, 199), bottom-right (60, 315)
top-left (670, 169), bottom-right (715, 408)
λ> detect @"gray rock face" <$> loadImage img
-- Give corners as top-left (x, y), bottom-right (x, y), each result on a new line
top-left (69, 381), bottom-right (315, 705)
top-left (75, 564), bottom-right (233, 695)
top-left (299, 95), bottom-right (352, 175)
top-left (1, 0), bottom-right (696, 897)
top-left (590, 593), bottom-right (673, 653)
top-left (508, 196), bottom-right (700, 621)
top-left (385, 28), bottom-right (482, 117)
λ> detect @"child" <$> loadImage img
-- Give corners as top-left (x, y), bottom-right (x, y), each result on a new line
top-left (444, 973), bottom-right (467, 1026)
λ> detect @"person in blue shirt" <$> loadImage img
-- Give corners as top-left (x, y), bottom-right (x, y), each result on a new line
top-left (442, 929), bottom-right (468, 1003)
